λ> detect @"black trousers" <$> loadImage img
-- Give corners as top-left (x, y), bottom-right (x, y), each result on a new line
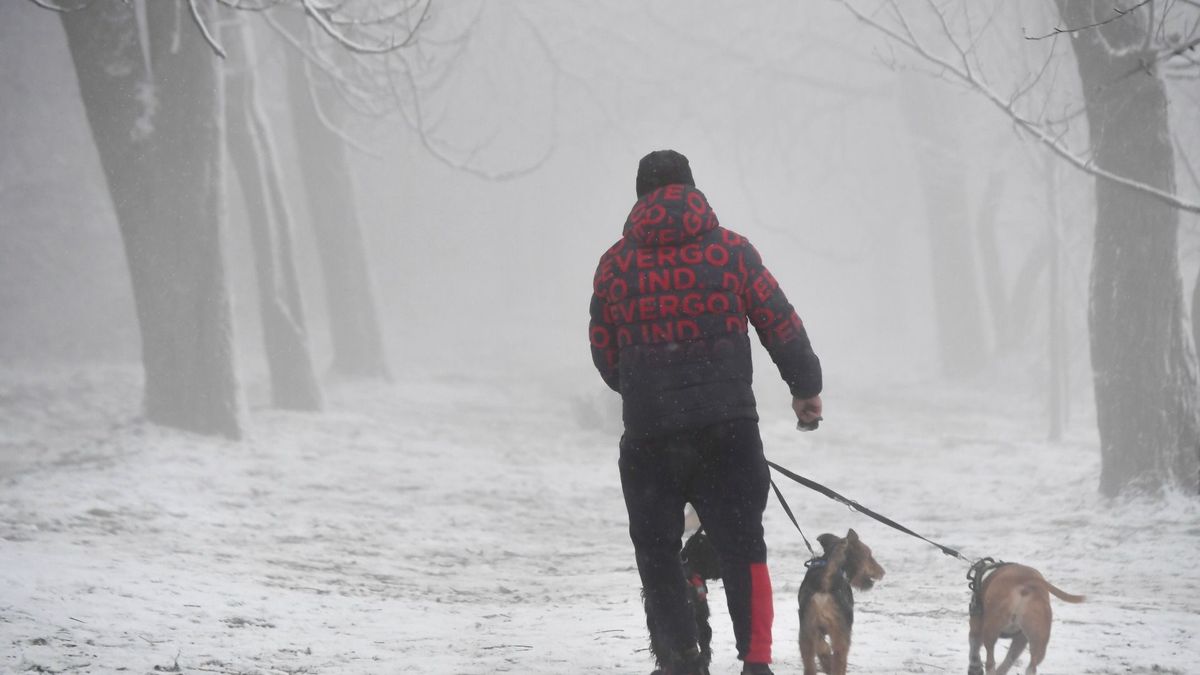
top-left (619, 418), bottom-right (774, 663)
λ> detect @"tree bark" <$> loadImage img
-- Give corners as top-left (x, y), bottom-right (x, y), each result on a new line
top-left (899, 75), bottom-right (988, 377)
top-left (1045, 153), bottom-right (1066, 443)
top-left (61, 0), bottom-right (241, 438)
top-left (225, 17), bottom-right (323, 411)
top-left (280, 16), bottom-right (390, 380)
top-left (1057, 0), bottom-right (1200, 495)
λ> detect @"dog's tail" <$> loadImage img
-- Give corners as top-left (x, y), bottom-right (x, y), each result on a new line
top-left (1043, 581), bottom-right (1085, 603)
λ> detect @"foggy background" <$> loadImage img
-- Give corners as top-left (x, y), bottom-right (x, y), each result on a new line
top-left (4, 2), bottom-right (1200, 673)
top-left (3, 0), bottom-right (1143, 409)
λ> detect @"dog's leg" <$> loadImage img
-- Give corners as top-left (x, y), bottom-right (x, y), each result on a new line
top-left (1024, 637), bottom-right (1047, 675)
top-left (829, 630), bottom-right (851, 675)
top-left (817, 639), bottom-right (834, 675)
top-left (968, 615), bottom-right (984, 675)
top-left (984, 639), bottom-right (998, 675)
top-left (994, 635), bottom-right (1027, 675)
top-left (1023, 602), bottom-right (1052, 675)
top-left (798, 628), bottom-right (818, 675)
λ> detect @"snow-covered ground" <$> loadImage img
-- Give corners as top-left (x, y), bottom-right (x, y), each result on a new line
top-left (1, 366), bottom-right (1197, 674)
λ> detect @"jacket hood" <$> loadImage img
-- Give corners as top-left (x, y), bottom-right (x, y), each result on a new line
top-left (622, 184), bottom-right (719, 246)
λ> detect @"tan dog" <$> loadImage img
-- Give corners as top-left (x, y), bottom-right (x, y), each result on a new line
top-left (797, 529), bottom-right (885, 675)
top-left (967, 562), bottom-right (1085, 675)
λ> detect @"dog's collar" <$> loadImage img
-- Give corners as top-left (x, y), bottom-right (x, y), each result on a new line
top-left (805, 557), bottom-right (828, 569)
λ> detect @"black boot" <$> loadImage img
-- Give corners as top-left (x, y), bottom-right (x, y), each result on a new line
top-left (741, 663), bottom-right (774, 675)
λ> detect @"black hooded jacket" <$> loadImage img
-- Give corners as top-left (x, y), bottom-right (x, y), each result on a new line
top-left (589, 184), bottom-right (821, 438)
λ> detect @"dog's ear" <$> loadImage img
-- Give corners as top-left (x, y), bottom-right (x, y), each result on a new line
top-left (847, 528), bottom-right (859, 543)
top-left (817, 533), bottom-right (842, 553)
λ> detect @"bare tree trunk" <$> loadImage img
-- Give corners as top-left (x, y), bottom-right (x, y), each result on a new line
top-left (1046, 153), bottom-right (1066, 442)
top-left (975, 168), bottom-right (1009, 351)
top-left (1193, 268), bottom-right (1200, 372)
top-left (280, 17), bottom-right (390, 380)
top-left (899, 75), bottom-right (988, 377)
top-left (61, 0), bottom-right (241, 438)
top-left (226, 18), bottom-right (323, 411)
top-left (1057, 0), bottom-right (1200, 495)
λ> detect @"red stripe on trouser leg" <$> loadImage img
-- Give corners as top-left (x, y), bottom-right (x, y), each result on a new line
top-left (745, 562), bottom-right (774, 663)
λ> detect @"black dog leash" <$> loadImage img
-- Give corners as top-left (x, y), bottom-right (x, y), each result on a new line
top-left (766, 459), bottom-right (972, 563)
top-left (768, 478), bottom-right (817, 557)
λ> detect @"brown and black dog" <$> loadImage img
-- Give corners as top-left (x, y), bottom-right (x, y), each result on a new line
top-left (646, 529), bottom-right (723, 673)
top-left (797, 529), bottom-right (885, 675)
top-left (967, 562), bottom-right (1085, 675)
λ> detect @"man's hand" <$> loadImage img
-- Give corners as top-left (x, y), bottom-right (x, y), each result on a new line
top-left (792, 395), bottom-right (823, 431)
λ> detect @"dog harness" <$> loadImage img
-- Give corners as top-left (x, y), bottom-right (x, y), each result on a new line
top-left (967, 558), bottom-right (1011, 617)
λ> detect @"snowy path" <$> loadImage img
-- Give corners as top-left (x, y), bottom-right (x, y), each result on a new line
top-left (1, 367), bottom-right (1198, 674)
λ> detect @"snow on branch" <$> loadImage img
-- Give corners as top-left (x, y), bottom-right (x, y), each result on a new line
top-left (837, 0), bottom-right (1200, 215)
top-left (189, 0), bottom-right (227, 59)
top-left (26, 0), bottom-right (92, 11)
top-left (31, 0), bottom-right (428, 59)
top-left (34, 0), bottom-right (557, 179)
top-left (1023, 0), bottom-right (1153, 41)
top-left (300, 0), bottom-right (430, 54)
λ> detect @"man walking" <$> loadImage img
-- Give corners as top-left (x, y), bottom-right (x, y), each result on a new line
top-left (589, 150), bottom-right (823, 675)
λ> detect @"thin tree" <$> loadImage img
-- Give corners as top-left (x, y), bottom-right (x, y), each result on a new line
top-left (898, 72), bottom-right (988, 378)
top-left (281, 28), bottom-right (391, 381)
top-left (225, 15), bottom-right (323, 410)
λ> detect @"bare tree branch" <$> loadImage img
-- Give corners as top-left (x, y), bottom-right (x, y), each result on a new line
top-left (1009, 34), bottom-right (1060, 105)
top-left (1023, 0), bottom-right (1153, 40)
top-left (965, 0), bottom-right (1010, 56)
top-left (261, 10), bottom-right (383, 109)
top-left (325, 1), bottom-right (424, 27)
top-left (188, 0), bottom-right (227, 59)
top-left (215, 0), bottom-right (288, 11)
top-left (1176, 134), bottom-right (1200, 196)
top-left (299, 0), bottom-right (428, 54)
top-left (381, 4), bottom-right (556, 182)
top-left (25, 0), bottom-right (92, 11)
top-left (301, 63), bottom-right (382, 158)
top-left (838, 0), bottom-right (1200, 215)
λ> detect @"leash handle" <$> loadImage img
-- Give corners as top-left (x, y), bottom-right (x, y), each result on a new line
top-left (766, 459), bottom-right (971, 564)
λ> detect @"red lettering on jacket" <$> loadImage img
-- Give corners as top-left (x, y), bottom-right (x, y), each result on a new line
top-left (722, 272), bottom-right (742, 294)
top-left (590, 325), bottom-right (611, 349)
top-left (610, 278), bottom-right (629, 302)
top-left (706, 244), bottom-right (729, 267)
top-left (674, 268), bottom-right (697, 290)
top-left (660, 295), bottom-right (680, 318)
top-left (772, 317), bottom-right (797, 344)
top-left (613, 251), bottom-right (635, 274)
top-left (752, 274), bottom-right (772, 303)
